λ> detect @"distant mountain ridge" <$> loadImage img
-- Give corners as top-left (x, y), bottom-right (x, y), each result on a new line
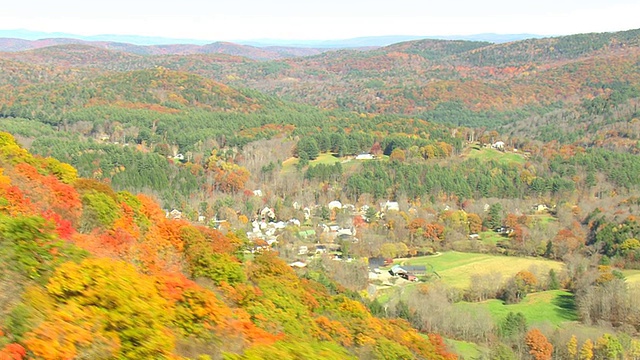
top-left (2, 27), bottom-right (638, 119)
top-left (0, 28), bottom-right (546, 48)
top-left (0, 29), bottom-right (213, 46)
top-left (0, 37), bottom-right (328, 61)
top-left (239, 33), bottom-right (548, 48)
top-left (0, 29), bottom-right (556, 61)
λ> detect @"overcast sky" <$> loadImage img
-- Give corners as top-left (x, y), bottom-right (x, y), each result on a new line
top-left (3, 0), bottom-right (639, 41)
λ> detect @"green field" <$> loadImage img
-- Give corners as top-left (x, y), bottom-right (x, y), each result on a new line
top-left (445, 339), bottom-right (488, 360)
top-left (401, 252), bottom-right (564, 288)
top-left (456, 290), bottom-right (579, 327)
top-left (281, 153), bottom-right (342, 172)
top-left (623, 269), bottom-right (640, 285)
top-left (529, 214), bottom-right (556, 226)
top-left (465, 148), bottom-right (525, 165)
top-left (479, 231), bottom-right (506, 245)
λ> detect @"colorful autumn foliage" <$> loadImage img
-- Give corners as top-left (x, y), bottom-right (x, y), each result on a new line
top-left (25, 258), bottom-right (174, 359)
top-left (0, 343), bottom-right (26, 360)
top-left (0, 133), bottom-right (457, 359)
top-left (525, 329), bottom-right (553, 360)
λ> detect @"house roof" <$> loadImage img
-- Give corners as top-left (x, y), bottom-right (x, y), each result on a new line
top-left (368, 257), bottom-right (386, 268)
top-left (401, 265), bottom-right (427, 272)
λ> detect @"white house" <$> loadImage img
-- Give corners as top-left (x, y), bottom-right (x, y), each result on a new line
top-left (260, 207), bottom-right (275, 221)
top-left (167, 209), bottom-right (182, 219)
top-left (382, 201), bottom-right (400, 212)
top-left (328, 200), bottom-right (342, 210)
top-left (356, 153), bottom-right (375, 160)
top-left (337, 228), bottom-right (354, 237)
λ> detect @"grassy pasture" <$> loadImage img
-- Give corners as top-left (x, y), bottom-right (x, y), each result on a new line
top-left (281, 152), bottom-right (342, 172)
top-left (445, 339), bottom-right (489, 360)
top-left (478, 231), bottom-right (506, 245)
top-left (465, 147), bottom-right (525, 165)
top-left (456, 290), bottom-right (579, 327)
top-left (401, 251), bottom-right (564, 288)
top-left (623, 269), bottom-right (640, 284)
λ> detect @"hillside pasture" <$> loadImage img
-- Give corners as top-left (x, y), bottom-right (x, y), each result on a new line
top-left (445, 338), bottom-right (489, 360)
top-left (455, 290), bottom-right (579, 327)
top-left (465, 147), bottom-right (525, 165)
top-left (281, 152), bottom-right (342, 172)
top-left (401, 251), bottom-right (564, 288)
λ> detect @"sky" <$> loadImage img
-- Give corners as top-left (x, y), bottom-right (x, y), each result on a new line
top-left (2, 0), bottom-right (639, 41)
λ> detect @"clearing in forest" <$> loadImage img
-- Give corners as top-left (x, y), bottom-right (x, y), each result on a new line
top-left (464, 147), bottom-right (526, 166)
top-left (456, 290), bottom-right (580, 327)
top-left (402, 251), bottom-right (564, 288)
top-left (281, 153), bottom-right (342, 172)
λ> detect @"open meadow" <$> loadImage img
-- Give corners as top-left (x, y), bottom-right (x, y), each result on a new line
top-left (455, 290), bottom-right (579, 327)
top-left (400, 251), bottom-right (564, 288)
top-left (464, 147), bottom-right (526, 166)
top-left (281, 152), bottom-right (343, 172)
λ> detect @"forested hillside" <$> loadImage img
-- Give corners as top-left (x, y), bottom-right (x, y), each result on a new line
top-left (0, 132), bottom-right (457, 359)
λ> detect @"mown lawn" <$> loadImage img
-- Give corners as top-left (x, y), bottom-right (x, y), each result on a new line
top-left (465, 148), bottom-right (525, 165)
top-left (281, 153), bottom-right (342, 172)
top-left (401, 252), bottom-right (564, 288)
top-left (479, 230), bottom-right (506, 245)
top-left (456, 290), bottom-right (579, 327)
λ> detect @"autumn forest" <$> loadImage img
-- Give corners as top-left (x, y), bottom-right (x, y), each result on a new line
top-left (1, 28), bottom-right (640, 359)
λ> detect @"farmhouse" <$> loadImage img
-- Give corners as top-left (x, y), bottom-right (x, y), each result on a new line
top-left (355, 153), bottom-right (375, 160)
top-left (328, 200), bottom-right (342, 210)
top-left (260, 207), bottom-right (275, 221)
top-left (368, 256), bottom-right (392, 270)
top-left (382, 201), bottom-right (400, 212)
top-left (402, 265), bottom-right (427, 276)
top-left (166, 209), bottom-right (182, 219)
top-left (533, 204), bottom-right (549, 212)
top-left (315, 244), bottom-right (327, 254)
top-left (389, 265), bottom-right (407, 276)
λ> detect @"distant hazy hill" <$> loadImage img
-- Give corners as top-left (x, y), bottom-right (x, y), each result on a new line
top-left (0, 29), bottom-right (553, 60)
top-left (0, 37), bottom-right (327, 60)
top-left (2, 27), bottom-right (639, 126)
top-left (0, 29), bottom-right (212, 45)
top-left (239, 33), bottom-right (546, 48)
top-left (0, 28), bottom-right (545, 48)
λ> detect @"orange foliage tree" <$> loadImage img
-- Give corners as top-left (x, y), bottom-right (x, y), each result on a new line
top-left (525, 329), bottom-right (553, 360)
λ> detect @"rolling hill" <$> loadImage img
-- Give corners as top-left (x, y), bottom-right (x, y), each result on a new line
top-left (0, 37), bottom-right (331, 60)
